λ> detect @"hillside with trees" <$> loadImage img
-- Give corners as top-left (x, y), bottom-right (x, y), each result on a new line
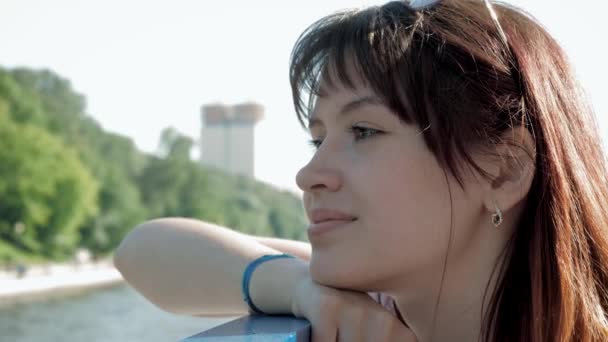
top-left (0, 67), bottom-right (307, 265)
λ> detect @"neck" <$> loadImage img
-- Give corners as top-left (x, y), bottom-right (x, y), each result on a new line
top-left (390, 224), bottom-right (512, 342)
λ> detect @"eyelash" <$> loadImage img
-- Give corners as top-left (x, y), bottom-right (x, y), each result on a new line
top-left (307, 125), bottom-right (383, 150)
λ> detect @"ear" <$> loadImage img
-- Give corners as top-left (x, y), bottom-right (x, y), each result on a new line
top-left (480, 126), bottom-right (536, 214)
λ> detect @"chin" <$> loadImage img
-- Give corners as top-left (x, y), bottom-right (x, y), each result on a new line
top-left (309, 254), bottom-right (343, 285)
top-left (309, 254), bottom-right (368, 290)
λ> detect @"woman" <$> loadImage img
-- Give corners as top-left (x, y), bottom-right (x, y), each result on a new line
top-left (114, 0), bottom-right (608, 341)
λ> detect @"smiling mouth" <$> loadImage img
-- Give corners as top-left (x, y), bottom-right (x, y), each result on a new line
top-left (307, 218), bottom-right (357, 237)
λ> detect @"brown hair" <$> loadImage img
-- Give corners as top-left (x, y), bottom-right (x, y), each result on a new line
top-left (289, 0), bottom-right (608, 340)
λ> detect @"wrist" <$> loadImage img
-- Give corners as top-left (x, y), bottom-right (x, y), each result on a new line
top-left (248, 256), bottom-right (309, 315)
top-left (290, 271), bottom-right (311, 318)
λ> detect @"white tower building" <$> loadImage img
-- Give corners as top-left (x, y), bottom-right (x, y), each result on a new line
top-left (200, 103), bottom-right (264, 177)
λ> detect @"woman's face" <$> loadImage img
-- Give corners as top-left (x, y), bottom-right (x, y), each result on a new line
top-left (296, 78), bottom-right (486, 293)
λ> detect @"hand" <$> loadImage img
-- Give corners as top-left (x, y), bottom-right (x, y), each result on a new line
top-left (290, 275), bottom-right (417, 342)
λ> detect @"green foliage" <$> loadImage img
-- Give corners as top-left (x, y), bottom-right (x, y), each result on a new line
top-left (3, 67), bottom-right (149, 258)
top-left (0, 66), bottom-right (307, 262)
top-left (138, 129), bottom-right (308, 240)
top-left (158, 127), bottom-right (194, 161)
top-left (0, 110), bottom-right (98, 258)
top-left (79, 166), bottom-right (147, 255)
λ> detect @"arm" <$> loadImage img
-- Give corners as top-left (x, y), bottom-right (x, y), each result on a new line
top-left (250, 235), bottom-right (311, 261)
top-left (113, 217), bottom-right (309, 316)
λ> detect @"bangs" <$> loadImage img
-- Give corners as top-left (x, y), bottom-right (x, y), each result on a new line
top-left (289, 1), bottom-right (427, 129)
top-left (289, 0), bottom-right (527, 186)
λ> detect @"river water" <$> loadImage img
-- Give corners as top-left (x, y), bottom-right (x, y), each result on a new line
top-left (0, 284), bottom-right (236, 342)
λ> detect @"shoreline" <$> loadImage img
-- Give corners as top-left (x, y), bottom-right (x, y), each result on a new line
top-left (0, 259), bottom-right (124, 302)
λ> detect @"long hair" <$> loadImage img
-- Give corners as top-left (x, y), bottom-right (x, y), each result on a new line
top-left (289, 0), bottom-right (608, 340)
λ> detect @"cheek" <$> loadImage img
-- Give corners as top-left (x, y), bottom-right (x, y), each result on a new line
top-left (309, 152), bottom-right (455, 290)
top-left (362, 150), bottom-right (454, 272)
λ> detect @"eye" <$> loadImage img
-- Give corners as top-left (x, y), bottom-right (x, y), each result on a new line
top-left (307, 138), bottom-right (323, 150)
top-left (348, 125), bottom-right (383, 141)
top-left (306, 125), bottom-right (383, 151)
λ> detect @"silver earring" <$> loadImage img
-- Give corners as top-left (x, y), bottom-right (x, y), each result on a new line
top-left (492, 202), bottom-right (503, 227)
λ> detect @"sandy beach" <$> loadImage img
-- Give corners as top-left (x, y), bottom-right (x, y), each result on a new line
top-left (0, 260), bottom-right (124, 300)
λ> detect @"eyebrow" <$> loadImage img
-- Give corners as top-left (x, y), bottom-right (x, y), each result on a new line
top-left (307, 95), bottom-right (385, 130)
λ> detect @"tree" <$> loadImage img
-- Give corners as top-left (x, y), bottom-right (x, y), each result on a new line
top-left (0, 66), bottom-right (309, 262)
top-left (158, 127), bottom-right (193, 161)
top-left (0, 109), bottom-right (98, 258)
top-left (79, 167), bottom-right (146, 256)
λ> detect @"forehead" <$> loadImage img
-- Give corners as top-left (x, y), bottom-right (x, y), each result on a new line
top-left (308, 81), bottom-right (382, 127)
top-left (318, 56), bottom-right (370, 96)
top-left (309, 62), bottom-right (378, 117)
top-left (310, 96), bottom-right (384, 127)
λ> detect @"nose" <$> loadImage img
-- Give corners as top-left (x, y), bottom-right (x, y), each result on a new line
top-left (296, 147), bottom-right (342, 193)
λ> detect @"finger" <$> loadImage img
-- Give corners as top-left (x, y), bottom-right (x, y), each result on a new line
top-left (363, 313), bottom-right (416, 342)
top-left (311, 321), bottom-right (338, 342)
top-left (393, 327), bottom-right (418, 342)
top-left (337, 310), bottom-right (364, 342)
top-left (337, 324), bottom-right (365, 342)
top-left (383, 319), bottom-right (417, 342)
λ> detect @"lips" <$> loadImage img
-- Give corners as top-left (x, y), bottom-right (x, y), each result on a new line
top-left (307, 209), bottom-right (357, 238)
top-left (309, 208), bottom-right (357, 224)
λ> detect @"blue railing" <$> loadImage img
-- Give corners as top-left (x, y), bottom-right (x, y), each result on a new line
top-left (181, 315), bottom-right (311, 342)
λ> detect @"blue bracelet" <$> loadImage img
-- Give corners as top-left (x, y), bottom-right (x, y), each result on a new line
top-left (241, 253), bottom-right (296, 315)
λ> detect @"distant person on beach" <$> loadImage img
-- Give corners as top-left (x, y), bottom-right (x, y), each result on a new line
top-left (15, 262), bottom-right (27, 279)
top-left (114, 0), bottom-right (608, 341)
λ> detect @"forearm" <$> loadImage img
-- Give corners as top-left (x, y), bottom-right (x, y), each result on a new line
top-left (250, 235), bottom-right (312, 261)
top-left (113, 217), bottom-right (307, 316)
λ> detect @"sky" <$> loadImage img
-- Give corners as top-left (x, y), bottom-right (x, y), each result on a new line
top-left (1, 0), bottom-right (606, 194)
